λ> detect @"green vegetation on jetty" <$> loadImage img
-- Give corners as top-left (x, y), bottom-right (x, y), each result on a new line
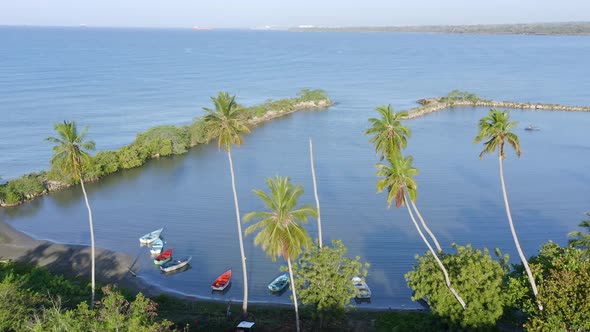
top-left (0, 89), bottom-right (332, 207)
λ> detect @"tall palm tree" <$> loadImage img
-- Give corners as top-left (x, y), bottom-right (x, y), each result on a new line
top-left (46, 121), bottom-right (96, 308)
top-left (203, 92), bottom-right (251, 318)
top-left (376, 154), bottom-right (466, 309)
top-left (474, 108), bottom-right (542, 311)
top-left (309, 137), bottom-right (323, 248)
top-left (366, 105), bottom-right (442, 252)
top-left (365, 104), bottom-right (411, 158)
top-left (244, 176), bottom-right (316, 332)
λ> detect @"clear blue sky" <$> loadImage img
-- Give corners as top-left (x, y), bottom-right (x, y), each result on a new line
top-left (1, 0), bottom-right (588, 28)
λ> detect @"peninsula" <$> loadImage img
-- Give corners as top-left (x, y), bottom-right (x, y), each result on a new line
top-left (0, 89), bottom-right (333, 207)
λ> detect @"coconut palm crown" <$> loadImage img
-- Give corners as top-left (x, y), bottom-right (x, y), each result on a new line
top-left (203, 92), bottom-right (250, 151)
top-left (473, 109), bottom-right (521, 160)
top-left (47, 121), bottom-right (96, 180)
top-left (244, 176), bottom-right (316, 261)
top-left (375, 154), bottom-right (418, 208)
top-left (365, 104), bottom-right (411, 158)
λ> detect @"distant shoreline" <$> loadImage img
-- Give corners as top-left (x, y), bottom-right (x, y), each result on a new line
top-left (290, 22), bottom-right (590, 36)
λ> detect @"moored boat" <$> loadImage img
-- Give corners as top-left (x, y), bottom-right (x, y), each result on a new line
top-left (267, 273), bottom-right (289, 292)
top-left (154, 248), bottom-right (172, 265)
top-left (160, 256), bottom-right (191, 273)
top-left (139, 228), bottom-right (164, 245)
top-left (352, 276), bottom-right (371, 299)
top-left (149, 238), bottom-right (164, 255)
top-left (211, 269), bottom-right (232, 291)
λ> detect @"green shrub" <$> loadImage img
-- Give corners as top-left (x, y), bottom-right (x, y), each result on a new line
top-left (135, 125), bottom-right (190, 157)
top-left (296, 88), bottom-right (329, 102)
top-left (117, 144), bottom-right (148, 169)
top-left (0, 173), bottom-right (46, 204)
top-left (507, 241), bottom-right (590, 331)
top-left (406, 244), bottom-right (510, 330)
top-left (90, 150), bottom-right (120, 178)
top-left (0, 276), bottom-right (42, 332)
top-left (187, 119), bottom-right (212, 145)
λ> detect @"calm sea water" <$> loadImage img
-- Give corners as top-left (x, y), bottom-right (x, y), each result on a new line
top-left (1, 27), bottom-right (590, 308)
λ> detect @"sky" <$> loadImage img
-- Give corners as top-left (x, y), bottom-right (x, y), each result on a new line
top-left (0, 0), bottom-right (589, 29)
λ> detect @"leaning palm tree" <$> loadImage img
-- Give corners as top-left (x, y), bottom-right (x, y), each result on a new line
top-left (376, 154), bottom-right (466, 309)
top-left (244, 176), bottom-right (316, 332)
top-left (567, 213), bottom-right (590, 257)
top-left (46, 121), bottom-right (96, 308)
top-left (309, 137), bottom-right (323, 248)
top-left (366, 105), bottom-right (442, 252)
top-left (365, 104), bottom-right (411, 158)
top-left (474, 108), bottom-right (542, 311)
top-left (203, 92), bottom-right (251, 318)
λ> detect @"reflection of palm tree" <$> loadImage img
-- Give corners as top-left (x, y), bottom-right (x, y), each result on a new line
top-left (46, 121), bottom-right (97, 308)
top-left (203, 92), bottom-right (251, 318)
top-left (365, 104), bottom-right (410, 158)
top-left (568, 213), bottom-right (590, 257)
top-left (244, 176), bottom-right (316, 332)
top-left (376, 154), bottom-right (466, 309)
top-left (474, 109), bottom-right (542, 311)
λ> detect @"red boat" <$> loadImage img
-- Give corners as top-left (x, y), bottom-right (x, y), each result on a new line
top-left (154, 249), bottom-right (173, 265)
top-left (211, 269), bottom-right (232, 291)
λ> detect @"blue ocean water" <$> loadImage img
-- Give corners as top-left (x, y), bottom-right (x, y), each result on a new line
top-left (1, 27), bottom-right (590, 308)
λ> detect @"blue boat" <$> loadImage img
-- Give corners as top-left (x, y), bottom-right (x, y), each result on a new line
top-left (268, 273), bottom-right (290, 292)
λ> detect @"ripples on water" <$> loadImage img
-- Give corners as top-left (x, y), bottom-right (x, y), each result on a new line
top-left (1, 27), bottom-right (590, 308)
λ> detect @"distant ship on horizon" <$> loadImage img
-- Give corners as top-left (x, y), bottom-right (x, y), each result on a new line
top-left (192, 26), bottom-right (213, 30)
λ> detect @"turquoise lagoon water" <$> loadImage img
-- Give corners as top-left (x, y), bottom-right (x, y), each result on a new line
top-left (1, 27), bottom-right (590, 308)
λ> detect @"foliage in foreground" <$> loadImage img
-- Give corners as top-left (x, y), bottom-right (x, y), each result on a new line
top-left (507, 241), bottom-right (590, 332)
top-left (291, 240), bottom-right (369, 328)
top-left (406, 243), bottom-right (510, 330)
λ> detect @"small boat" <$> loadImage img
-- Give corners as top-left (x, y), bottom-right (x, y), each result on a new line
top-left (525, 124), bottom-right (540, 131)
top-left (268, 273), bottom-right (290, 292)
top-left (139, 228), bottom-right (164, 245)
top-left (160, 256), bottom-right (192, 273)
top-left (211, 269), bottom-right (232, 291)
top-left (149, 238), bottom-right (164, 255)
top-left (352, 276), bottom-right (371, 299)
top-left (154, 248), bottom-right (172, 265)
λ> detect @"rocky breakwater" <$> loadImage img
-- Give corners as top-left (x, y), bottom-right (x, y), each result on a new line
top-left (249, 99), bottom-right (333, 125)
top-left (406, 97), bottom-right (590, 119)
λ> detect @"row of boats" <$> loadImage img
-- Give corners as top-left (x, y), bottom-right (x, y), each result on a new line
top-left (139, 228), bottom-right (371, 298)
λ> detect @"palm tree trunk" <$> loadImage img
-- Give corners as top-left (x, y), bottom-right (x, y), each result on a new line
top-left (227, 149), bottom-right (249, 318)
top-left (309, 137), bottom-right (322, 248)
top-left (409, 199), bottom-right (442, 252)
top-left (404, 192), bottom-right (466, 309)
top-left (498, 155), bottom-right (542, 311)
top-left (79, 179), bottom-right (95, 310)
top-left (287, 256), bottom-right (301, 332)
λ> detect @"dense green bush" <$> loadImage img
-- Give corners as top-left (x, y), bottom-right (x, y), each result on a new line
top-left (406, 244), bottom-right (510, 330)
top-left (135, 125), bottom-right (190, 157)
top-left (0, 276), bottom-right (42, 332)
top-left (187, 119), bottom-right (212, 146)
top-left (117, 144), bottom-right (149, 169)
top-left (87, 150), bottom-right (120, 179)
top-left (0, 173), bottom-right (46, 204)
top-left (506, 241), bottom-right (590, 331)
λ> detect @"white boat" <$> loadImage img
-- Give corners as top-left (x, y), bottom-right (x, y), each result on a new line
top-left (149, 238), bottom-right (164, 255)
top-left (352, 276), bottom-right (371, 299)
top-left (139, 228), bottom-right (163, 245)
top-left (524, 124), bottom-right (540, 131)
top-left (160, 256), bottom-right (192, 273)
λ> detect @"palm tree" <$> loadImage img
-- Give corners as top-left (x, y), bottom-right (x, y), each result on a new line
top-left (376, 154), bottom-right (466, 309)
top-left (244, 176), bottom-right (316, 332)
top-left (474, 108), bottom-right (542, 311)
top-left (568, 213), bottom-right (590, 257)
top-left (365, 104), bottom-right (411, 158)
top-left (309, 137), bottom-right (323, 248)
top-left (203, 92), bottom-right (251, 318)
top-left (366, 105), bottom-right (442, 252)
top-left (46, 121), bottom-right (96, 308)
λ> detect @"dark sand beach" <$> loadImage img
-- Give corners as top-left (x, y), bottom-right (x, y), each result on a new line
top-left (0, 219), bottom-right (162, 298)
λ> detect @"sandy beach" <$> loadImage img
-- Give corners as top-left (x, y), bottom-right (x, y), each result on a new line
top-left (0, 218), bottom-right (162, 297)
